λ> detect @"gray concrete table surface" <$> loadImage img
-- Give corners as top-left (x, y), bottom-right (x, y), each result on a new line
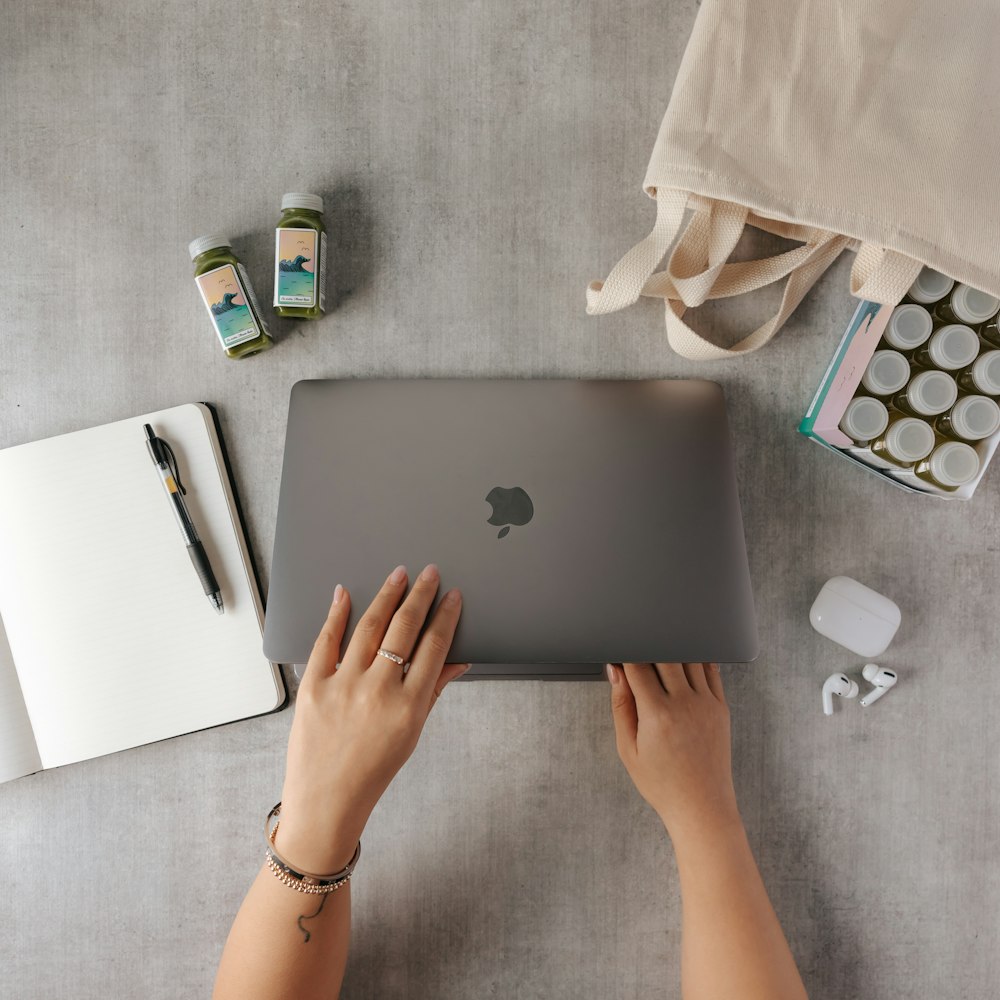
top-left (2, 1), bottom-right (998, 998)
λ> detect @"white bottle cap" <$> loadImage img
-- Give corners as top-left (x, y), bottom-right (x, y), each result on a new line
top-left (885, 417), bottom-right (935, 462)
top-left (281, 192), bottom-right (324, 213)
top-left (861, 350), bottom-right (910, 395)
top-left (907, 267), bottom-right (954, 305)
top-left (946, 395), bottom-right (1000, 440)
top-left (968, 351), bottom-right (1000, 395)
top-left (926, 441), bottom-right (981, 487)
top-left (839, 397), bottom-right (889, 442)
top-left (949, 284), bottom-right (1000, 325)
top-left (904, 370), bottom-right (958, 415)
top-left (884, 304), bottom-right (933, 350)
top-left (188, 235), bottom-right (231, 260)
top-left (926, 324), bottom-right (980, 370)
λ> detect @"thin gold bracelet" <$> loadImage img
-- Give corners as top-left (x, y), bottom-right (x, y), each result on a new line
top-left (263, 802), bottom-right (361, 894)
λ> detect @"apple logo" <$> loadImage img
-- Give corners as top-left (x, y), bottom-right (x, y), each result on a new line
top-left (485, 486), bottom-right (534, 539)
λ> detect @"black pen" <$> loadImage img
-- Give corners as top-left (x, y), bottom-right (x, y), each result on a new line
top-left (144, 424), bottom-right (224, 614)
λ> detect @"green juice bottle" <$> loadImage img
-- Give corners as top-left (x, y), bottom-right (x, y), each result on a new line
top-left (881, 304), bottom-right (933, 353)
top-left (868, 414), bottom-right (936, 470)
top-left (933, 283), bottom-right (1000, 327)
top-left (903, 267), bottom-right (954, 307)
top-left (190, 236), bottom-right (273, 359)
top-left (933, 395), bottom-right (1000, 442)
top-left (890, 370), bottom-right (958, 417)
top-left (839, 396), bottom-right (889, 445)
top-left (860, 350), bottom-right (910, 398)
top-left (914, 441), bottom-right (981, 491)
top-left (957, 351), bottom-right (1000, 396)
top-left (274, 193), bottom-right (327, 319)
top-left (979, 313), bottom-right (1000, 349)
top-left (910, 324), bottom-right (980, 372)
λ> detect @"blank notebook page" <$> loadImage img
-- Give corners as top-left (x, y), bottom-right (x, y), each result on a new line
top-left (0, 611), bottom-right (42, 782)
top-left (0, 404), bottom-right (283, 770)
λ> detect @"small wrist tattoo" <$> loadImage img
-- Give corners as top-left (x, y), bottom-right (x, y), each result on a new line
top-left (297, 893), bottom-right (330, 944)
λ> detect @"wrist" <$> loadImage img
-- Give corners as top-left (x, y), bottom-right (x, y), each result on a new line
top-left (667, 813), bottom-right (757, 894)
top-left (271, 806), bottom-right (364, 874)
top-left (657, 796), bottom-right (744, 849)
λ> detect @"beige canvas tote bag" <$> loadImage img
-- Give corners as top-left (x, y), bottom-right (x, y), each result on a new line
top-left (588, 0), bottom-right (1000, 360)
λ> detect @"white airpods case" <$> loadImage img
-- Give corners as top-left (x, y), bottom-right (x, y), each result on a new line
top-left (809, 576), bottom-right (901, 657)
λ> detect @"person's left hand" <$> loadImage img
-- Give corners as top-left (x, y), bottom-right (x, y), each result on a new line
top-left (273, 564), bottom-right (469, 873)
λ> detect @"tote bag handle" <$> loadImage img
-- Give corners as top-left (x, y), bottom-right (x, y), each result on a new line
top-left (587, 188), bottom-right (924, 361)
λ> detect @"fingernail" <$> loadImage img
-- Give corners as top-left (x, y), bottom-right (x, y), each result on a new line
top-left (388, 565), bottom-right (407, 585)
top-left (419, 563), bottom-right (439, 583)
top-left (333, 584), bottom-right (344, 605)
top-left (711, 663), bottom-right (720, 672)
top-left (444, 588), bottom-right (462, 607)
top-left (458, 664), bottom-right (471, 677)
top-left (606, 663), bottom-right (619, 685)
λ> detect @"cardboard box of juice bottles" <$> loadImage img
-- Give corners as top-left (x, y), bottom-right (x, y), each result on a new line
top-left (799, 273), bottom-right (1000, 500)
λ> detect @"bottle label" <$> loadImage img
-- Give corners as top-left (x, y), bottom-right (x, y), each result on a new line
top-left (275, 228), bottom-right (319, 307)
top-left (237, 263), bottom-right (270, 335)
top-left (195, 264), bottom-right (266, 349)
top-left (319, 231), bottom-right (328, 312)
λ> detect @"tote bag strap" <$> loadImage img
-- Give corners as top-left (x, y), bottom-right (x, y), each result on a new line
top-left (662, 231), bottom-right (849, 360)
top-left (585, 187), bottom-right (689, 314)
top-left (585, 189), bottom-right (835, 313)
top-left (849, 244), bottom-right (924, 304)
top-left (588, 188), bottom-right (923, 360)
top-left (588, 188), bottom-right (849, 358)
top-left (643, 202), bottom-right (838, 305)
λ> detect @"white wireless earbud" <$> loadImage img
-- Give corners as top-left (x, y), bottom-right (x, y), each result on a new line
top-left (822, 673), bottom-right (859, 715)
top-left (859, 663), bottom-right (898, 707)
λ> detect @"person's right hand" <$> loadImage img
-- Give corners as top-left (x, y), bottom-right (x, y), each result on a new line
top-left (607, 662), bottom-right (740, 841)
top-left (274, 564), bottom-right (469, 875)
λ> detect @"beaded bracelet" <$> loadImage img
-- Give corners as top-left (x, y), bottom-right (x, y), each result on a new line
top-left (264, 802), bottom-right (361, 895)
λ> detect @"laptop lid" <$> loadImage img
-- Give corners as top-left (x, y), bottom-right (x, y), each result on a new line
top-left (264, 379), bottom-right (758, 668)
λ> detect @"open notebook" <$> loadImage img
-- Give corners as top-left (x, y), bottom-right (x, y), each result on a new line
top-left (0, 403), bottom-right (285, 783)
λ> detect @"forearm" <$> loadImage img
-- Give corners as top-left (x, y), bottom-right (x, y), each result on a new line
top-left (670, 816), bottom-right (808, 1000)
top-left (211, 567), bottom-right (466, 999)
top-left (212, 864), bottom-right (351, 1000)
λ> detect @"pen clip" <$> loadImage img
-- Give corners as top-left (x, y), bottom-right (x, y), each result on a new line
top-left (159, 439), bottom-right (187, 495)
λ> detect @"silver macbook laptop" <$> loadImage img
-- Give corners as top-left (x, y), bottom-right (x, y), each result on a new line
top-left (263, 379), bottom-right (758, 676)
